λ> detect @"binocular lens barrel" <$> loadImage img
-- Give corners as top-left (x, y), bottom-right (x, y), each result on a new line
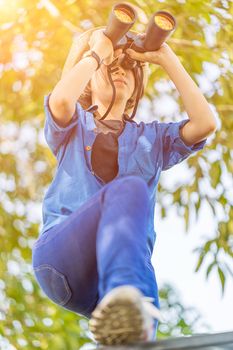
top-left (154, 13), bottom-right (174, 30)
top-left (114, 8), bottom-right (133, 23)
top-left (104, 3), bottom-right (137, 47)
top-left (143, 11), bottom-right (176, 51)
top-left (103, 3), bottom-right (177, 69)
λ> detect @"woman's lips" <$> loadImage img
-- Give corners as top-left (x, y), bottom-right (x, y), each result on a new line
top-left (113, 79), bottom-right (127, 85)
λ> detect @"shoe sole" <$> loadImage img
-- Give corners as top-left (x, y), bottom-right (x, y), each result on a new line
top-left (89, 286), bottom-right (146, 346)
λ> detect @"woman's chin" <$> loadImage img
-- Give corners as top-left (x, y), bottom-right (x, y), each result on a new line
top-left (103, 90), bottom-right (128, 100)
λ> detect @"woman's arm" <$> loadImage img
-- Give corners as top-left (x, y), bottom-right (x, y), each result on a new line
top-left (157, 45), bottom-right (217, 145)
top-left (49, 57), bottom-right (100, 127)
top-left (49, 29), bottom-right (114, 128)
top-left (126, 44), bottom-right (217, 146)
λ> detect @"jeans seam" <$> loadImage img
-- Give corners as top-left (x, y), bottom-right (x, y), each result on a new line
top-left (34, 264), bottom-right (72, 305)
top-left (34, 194), bottom-right (102, 249)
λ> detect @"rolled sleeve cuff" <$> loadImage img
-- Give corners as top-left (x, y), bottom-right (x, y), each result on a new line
top-left (174, 119), bottom-right (207, 154)
top-left (44, 93), bottom-right (79, 132)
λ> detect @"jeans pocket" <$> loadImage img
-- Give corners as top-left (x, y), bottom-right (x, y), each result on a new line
top-left (33, 264), bottom-right (72, 306)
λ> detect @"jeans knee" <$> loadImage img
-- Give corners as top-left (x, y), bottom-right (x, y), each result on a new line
top-left (105, 175), bottom-right (149, 202)
top-left (122, 175), bottom-right (149, 196)
top-left (127, 175), bottom-right (148, 189)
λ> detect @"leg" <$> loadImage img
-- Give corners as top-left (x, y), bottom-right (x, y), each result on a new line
top-left (32, 185), bottom-right (103, 318)
top-left (96, 175), bottom-right (156, 303)
top-left (32, 175), bottom-right (158, 320)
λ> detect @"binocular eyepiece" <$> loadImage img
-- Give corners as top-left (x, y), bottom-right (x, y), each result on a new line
top-left (104, 3), bottom-right (177, 69)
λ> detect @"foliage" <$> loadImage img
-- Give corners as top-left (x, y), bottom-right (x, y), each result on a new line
top-left (157, 283), bottom-right (210, 339)
top-left (0, 0), bottom-right (232, 348)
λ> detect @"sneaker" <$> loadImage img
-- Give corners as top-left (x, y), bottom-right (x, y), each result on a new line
top-left (88, 285), bottom-right (162, 346)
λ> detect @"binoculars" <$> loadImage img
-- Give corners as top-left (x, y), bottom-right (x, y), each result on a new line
top-left (103, 3), bottom-right (177, 69)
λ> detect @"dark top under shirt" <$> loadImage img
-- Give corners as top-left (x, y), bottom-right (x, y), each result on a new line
top-left (48, 97), bottom-right (125, 184)
top-left (91, 118), bottom-right (125, 183)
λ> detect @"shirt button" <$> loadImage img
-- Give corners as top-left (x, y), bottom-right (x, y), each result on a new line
top-left (85, 145), bottom-right (92, 151)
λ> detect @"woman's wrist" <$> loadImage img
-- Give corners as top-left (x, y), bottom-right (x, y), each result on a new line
top-left (159, 48), bottom-right (180, 69)
top-left (82, 55), bottom-right (100, 71)
top-left (83, 50), bottom-right (103, 70)
top-left (91, 46), bottom-right (109, 61)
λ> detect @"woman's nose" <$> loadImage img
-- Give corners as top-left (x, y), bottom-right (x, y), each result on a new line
top-left (113, 64), bottom-right (126, 77)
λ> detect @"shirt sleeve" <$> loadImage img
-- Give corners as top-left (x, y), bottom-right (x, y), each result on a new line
top-left (158, 119), bottom-right (207, 171)
top-left (43, 93), bottom-right (79, 157)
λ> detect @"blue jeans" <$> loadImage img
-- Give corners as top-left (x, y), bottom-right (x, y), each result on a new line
top-left (32, 176), bottom-right (159, 330)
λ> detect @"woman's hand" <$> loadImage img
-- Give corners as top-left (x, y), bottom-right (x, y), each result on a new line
top-left (126, 40), bottom-right (177, 67)
top-left (88, 29), bottom-right (114, 65)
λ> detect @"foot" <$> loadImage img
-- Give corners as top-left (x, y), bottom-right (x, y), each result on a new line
top-left (88, 285), bottom-right (162, 346)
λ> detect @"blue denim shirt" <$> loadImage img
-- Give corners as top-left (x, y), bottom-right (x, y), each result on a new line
top-left (40, 94), bottom-right (207, 253)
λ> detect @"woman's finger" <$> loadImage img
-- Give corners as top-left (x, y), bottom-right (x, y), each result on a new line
top-left (126, 48), bottom-right (162, 65)
top-left (126, 48), bottom-right (150, 63)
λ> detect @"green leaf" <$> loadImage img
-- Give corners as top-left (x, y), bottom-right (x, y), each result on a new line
top-left (203, 239), bottom-right (214, 253)
top-left (218, 267), bottom-right (226, 295)
top-left (206, 261), bottom-right (216, 279)
top-left (184, 206), bottom-right (189, 232)
top-left (210, 162), bottom-right (221, 188)
top-left (195, 252), bottom-right (205, 272)
top-left (161, 206), bottom-right (166, 218)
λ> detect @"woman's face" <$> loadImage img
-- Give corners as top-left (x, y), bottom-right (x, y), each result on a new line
top-left (90, 48), bottom-right (136, 104)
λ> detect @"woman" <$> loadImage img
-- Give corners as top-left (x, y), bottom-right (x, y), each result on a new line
top-left (32, 26), bottom-right (216, 346)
